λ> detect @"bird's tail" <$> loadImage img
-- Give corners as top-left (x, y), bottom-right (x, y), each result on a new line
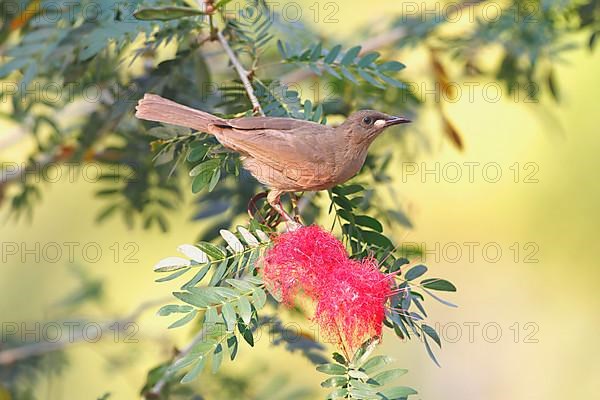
top-left (135, 93), bottom-right (225, 132)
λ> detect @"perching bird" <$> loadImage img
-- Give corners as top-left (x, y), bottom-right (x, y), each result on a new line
top-left (135, 94), bottom-right (410, 226)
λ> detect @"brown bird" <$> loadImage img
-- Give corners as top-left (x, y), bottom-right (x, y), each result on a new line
top-left (135, 94), bottom-right (410, 226)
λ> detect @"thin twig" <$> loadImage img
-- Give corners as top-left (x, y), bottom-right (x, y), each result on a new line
top-left (0, 297), bottom-right (170, 365)
top-left (216, 30), bottom-right (265, 116)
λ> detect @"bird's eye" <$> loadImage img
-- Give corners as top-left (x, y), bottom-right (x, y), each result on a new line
top-left (362, 117), bottom-right (373, 125)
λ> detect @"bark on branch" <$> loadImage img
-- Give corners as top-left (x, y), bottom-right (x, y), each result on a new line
top-left (216, 30), bottom-right (265, 116)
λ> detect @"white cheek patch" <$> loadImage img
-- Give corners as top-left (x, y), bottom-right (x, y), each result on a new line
top-left (374, 119), bottom-right (386, 128)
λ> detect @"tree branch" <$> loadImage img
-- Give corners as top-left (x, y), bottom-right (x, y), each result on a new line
top-left (0, 297), bottom-right (169, 365)
top-left (216, 30), bottom-right (265, 116)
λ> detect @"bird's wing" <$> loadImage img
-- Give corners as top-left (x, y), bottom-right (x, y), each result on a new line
top-left (218, 116), bottom-right (322, 131)
top-left (213, 122), bottom-right (337, 170)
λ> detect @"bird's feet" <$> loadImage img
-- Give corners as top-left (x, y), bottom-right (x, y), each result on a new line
top-left (283, 219), bottom-right (303, 232)
top-left (266, 190), bottom-right (304, 232)
top-left (248, 191), bottom-right (305, 231)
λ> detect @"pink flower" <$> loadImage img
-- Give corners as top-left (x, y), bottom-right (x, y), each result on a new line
top-left (262, 225), bottom-right (348, 304)
top-left (262, 225), bottom-right (393, 353)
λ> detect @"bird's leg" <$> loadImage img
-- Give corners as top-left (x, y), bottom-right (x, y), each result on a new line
top-left (267, 190), bottom-right (302, 231)
top-left (290, 193), bottom-right (304, 224)
top-left (247, 191), bottom-right (280, 228)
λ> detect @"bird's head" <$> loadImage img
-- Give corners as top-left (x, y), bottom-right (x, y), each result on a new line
top-left (340, 110), bottom-right (411, 145)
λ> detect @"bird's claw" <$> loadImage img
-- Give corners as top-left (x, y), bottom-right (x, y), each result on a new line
top-left (283, 219), bottom-right (303, 232)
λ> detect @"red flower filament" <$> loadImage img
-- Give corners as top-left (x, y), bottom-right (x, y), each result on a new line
top-left (262, 225), bottom-right (393, 353)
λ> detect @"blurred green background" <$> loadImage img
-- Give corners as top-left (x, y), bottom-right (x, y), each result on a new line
top-left (1, 0), bottom-right (599, 399)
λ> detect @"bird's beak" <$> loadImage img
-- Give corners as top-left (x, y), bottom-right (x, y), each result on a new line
top-left (385, 116), bottom-right (411, 127)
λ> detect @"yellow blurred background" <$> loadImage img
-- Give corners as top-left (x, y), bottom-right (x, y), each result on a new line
top-left (1, 1), bottom-right (599, 399)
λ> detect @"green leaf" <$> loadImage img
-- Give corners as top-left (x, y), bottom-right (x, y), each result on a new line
top-left (422, 287), bottom-right (458, 308)
top-left (192, 174), bottom-right (208, 194)
top-left (316, 363), bottom-right (347, 375)
top-left (332, 352), bottom-right (348, 365)
top-left (134, 7), bottom-right (206, 21)
top-left (326, 388), bottom-right (349, 399)
top-left (173, 292), bottom-right (208, 308)
top-left (168, 310), bottom-right (198, 329)
top-left (371, 369), bottom-right (408, 385)
top-left (207, 168), bottom-right (221, 192)
top-left (321, 376), bottom-right (348, 388)
top-left (226, 279), bottom-right (253, 292)
top-left (358, 69), bottom-right (384, 88)
top-left (340, 66), bottom-right (358, 83)
top-left (337, 209), bottom-right (355, 223)
top-left (377, 386), bottom-right (417, 399)
top-left (333, 184), bottom-right (365, 196)
top-left (360, 230), bottom-right (393, 249)
top-left (209, 259), bottom-right (229, 286)
top-left (358, 52), bottom-right (380, 67)
top-left (252, 287), bottom-right (267, 309)
top-left (378, 73), bottom-right (406, 89)
top-left (177, 244), bottom-right (208, 263)
top-left (196, 242), bottom-right (226, 259)
top-left (310, 43), bottom-right (323, 61)
top-left (325, 44), bottom-right (342, 64)
top-left (190, 159), bottom-right (221, 176)
top-left (422, 324), bottom-right (441, 347)
top-left (221, 303), bottom-right (237, 332)
top-left (212, 344), bottom-right (224, 373)
top-left (155, 267), bottom-right (190, 282)
top-left (182, 264), bottom-right (211, 289)
top-left (238, 320), bottom-right (254, 346)
top-left (214, 287), bottom-right (238, 299)
top-left (323, 63), bottom-right (342, 79)
top-left (237, 226), bottom-right (259, 247)
top-left (237, 296), bottom-right (252, 325)
top-left (187, 145), bottom-right (208, 162)
top-left (378, 61), bottom-right (406, 72)
top-left (361, 355), bottom-right (393, 373)
top-left (355, 215), bottom-right (383, 232)
top-left (352, 338), bottom-right (378, 366)
top-left (204, 307), bottom-right (219, 324)
top-left (220, 229), bottom-right (244, 253)
top-left (349, 385), bottom-right (378, 398)
top-left (153, 257), bottom-right (191, 272)
top-left (277, 40), bottom-right (287, 58)
top-left (227, 334), bottom-right (238, 360)
top-left (348, 369), bottom-right (369, 380)
top-left (96, 204), bottom-right (120, 223)
top-left (157, 304), bottom-right (194, 316)
top-left (169, 351), bottom-right (201, 374)
top-left (341, 46), bottom-right (362, 65)
top-left (405, 265), bottom-right (427, 281)
top-left (244, 276), bottom-right (263, 285)
top-left (421, 278), bottom-right (456, 292)
top-left (180, 356), bottom-right (206, 383)
top-left (390, 258), bottom-right (409, 272)
top-left (191, 160), bottom-right (221, 193)
top-left (411, 296), bottom-right (428, 318)
top-left (423, 335), bottom-right (441, 368)
top-left (333, 195), bottom-right (354, 210)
